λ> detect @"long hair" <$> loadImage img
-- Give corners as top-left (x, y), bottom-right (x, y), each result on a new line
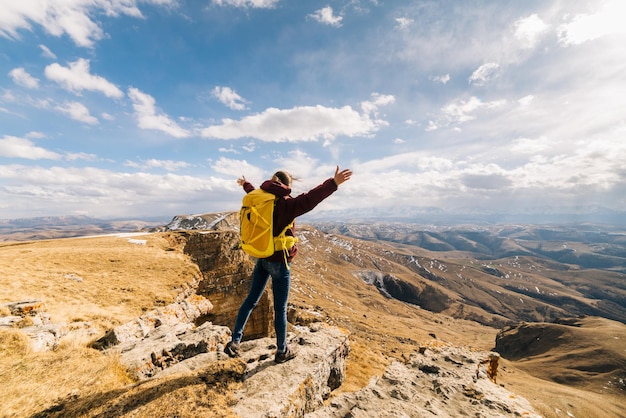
top-left (272, 171), bottom-right (293, 187)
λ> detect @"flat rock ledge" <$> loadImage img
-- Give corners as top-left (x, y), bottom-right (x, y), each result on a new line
top-left (230, 324), bottom-right (350, 418)
top-left (114, 320), bottom-right (232, 380)
top-left (308, 343), bottom-right (542, 418)
top-left (99, 295), bottom-right (230, 380)
top-left (96, 294), bottom-right (214, 348)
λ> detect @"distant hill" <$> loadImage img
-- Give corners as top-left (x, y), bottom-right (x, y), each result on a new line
top-left (0, 215), bottom-right (170, 241)
top-left (311, 221), bottom-right (626, 326)
top-left (303, 205), bottom-right (626, 226)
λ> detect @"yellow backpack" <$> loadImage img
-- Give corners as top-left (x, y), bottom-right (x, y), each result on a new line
top-left (239, 189), bottom-right (298, 262)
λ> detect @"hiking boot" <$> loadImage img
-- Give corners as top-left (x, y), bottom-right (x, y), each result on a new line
top-left (224, 341), bottom-right (240, 358)
top-left (274, 346), bottom-right (297, 364)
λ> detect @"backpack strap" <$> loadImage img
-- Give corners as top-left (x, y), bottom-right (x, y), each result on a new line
top-left (274, 221), bottom-right (298, 269)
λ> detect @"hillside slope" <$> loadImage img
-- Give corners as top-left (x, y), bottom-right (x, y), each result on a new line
top-left (1, 219), bottom-right (624, 417)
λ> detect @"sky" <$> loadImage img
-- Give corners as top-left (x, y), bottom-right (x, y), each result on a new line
top-left (1, 0), bottom-right (625, 221)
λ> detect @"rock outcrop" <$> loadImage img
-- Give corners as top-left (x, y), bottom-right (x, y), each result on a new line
top-left (87, 220), bottom-right (355, 415)
top-left (97, 224), bottom-right (274, 380)
top-left (1, 300), bottom-right (69, 352)
top-left (183, 230), bottom-right (272, 340)
top-left (160, 213), bottom-right (273, 341)
top-left (309, 343), bottom-right (541, 418)
top-left (93, 294), bottom-right (232, 379)
top-left (229, 324), bottom-right (350, 418)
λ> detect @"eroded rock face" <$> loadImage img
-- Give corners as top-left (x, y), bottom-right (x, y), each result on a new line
top-left (181, 230), bottom-right (273, 341)
top-left (308, 344), bottom-right (541, 418)
top-left (95, 294), bottom-right (214, 348)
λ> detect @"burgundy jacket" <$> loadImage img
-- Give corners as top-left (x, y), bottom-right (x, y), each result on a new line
top-left (241, 177), bottom-right (338, 262)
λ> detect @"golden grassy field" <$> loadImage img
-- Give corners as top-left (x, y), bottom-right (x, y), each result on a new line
top-left (0, 234), bottom-right (201, 417)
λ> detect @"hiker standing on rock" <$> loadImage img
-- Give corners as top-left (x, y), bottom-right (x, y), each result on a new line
top-left (225, 166), bottom-right (352, 363)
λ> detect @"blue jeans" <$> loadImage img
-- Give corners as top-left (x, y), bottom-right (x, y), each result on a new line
top-left (231, 259), bottom-right (291, 352)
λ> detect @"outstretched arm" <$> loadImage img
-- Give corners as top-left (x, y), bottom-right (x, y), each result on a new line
top-left (237, 175), bottom-right (255, 193)
top-left (280, 166), bottom-right (353, 220)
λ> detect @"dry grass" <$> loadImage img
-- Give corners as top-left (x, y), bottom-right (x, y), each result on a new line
top-left (0, 234), bottom-right (199, 330)
top-left (0, 234), bottom-right (200, 418)
top-left (33, 359), bottom-right (247, 418)
top-left (497, 358), bottom-right (626, 418)
top-left (0, 327), bottom-right (132, 417)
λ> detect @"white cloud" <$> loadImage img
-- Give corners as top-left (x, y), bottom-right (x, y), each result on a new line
top-left (128, 87), bottom-right (191, 138)
top-left (360, 93), bottom-right (395, 116)
top-left (241, 142), bottom-right (256, 152)
top-left (0, 164), bottom-right (238, 218)
top-left (0, 0), bottom-right (175, 48)
top-left (518, 95), bottom-right (534, 106)
top-left (426, 96), bottom-right (507, 131)
top-left (511, 133), bottom-right (625, 191)
top-left (337, 125), bottom-right (626, 210)
top-left (468, 62), bottom-right (501, 86)
top-left (39, 44), bottom-right (56, 59)
top-left (125, 159), bottom-right (190, 171)
top-left (211, 0), bottom-right (279, 8)
top-left (211, 157), bottom-right (265, 181)
top-left (273, 149), bottom-right (321, 181)
top-left (558, 0), bottom-right (626, 46)
top-left (201, 102), bottom-right (390, 143)
top-left (514, 14), bottom-right (549, 49)
top-left (309, 6), bottom-right (343, 27)
top-left (55, 101), bottom-right (98, 125)
top-left (45, 58), bottom-right (124, 98)
top-left (2, 90), bottom-right (15, 101)
top-left (212, 86), bottom-right (249, 110)
top-left (0, 136), bottom-right (61, 160)
top-left (8, 67), bottom-right (39, 89)
top-left (431, 74), bottom-right (450, 84)
top-left (395, 17), bottom-right (414, 30)
top-left (356, 151), bottom-right (444, 174)
top-left (65, 152), bottom-right (97, 161)
top-left (511, 137), bottom-right (549, 154)
top-left (26, 131), bottom-right (46, 139)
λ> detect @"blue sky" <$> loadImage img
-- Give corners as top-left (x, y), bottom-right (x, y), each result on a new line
top-left (1, 0), bottom-right (625, 220)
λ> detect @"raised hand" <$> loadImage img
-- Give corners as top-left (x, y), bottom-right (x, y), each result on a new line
top-left (333, 166), bottom-right (353, 186)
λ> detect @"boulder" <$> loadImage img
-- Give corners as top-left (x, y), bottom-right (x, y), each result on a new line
top-left (115, 321), bottom-right (231, 380)
top-left (21, 323), bottom-right (69, 352)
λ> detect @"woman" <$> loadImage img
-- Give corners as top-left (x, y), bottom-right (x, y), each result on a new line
top-left (225, 166), bottom-right (352, 363)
